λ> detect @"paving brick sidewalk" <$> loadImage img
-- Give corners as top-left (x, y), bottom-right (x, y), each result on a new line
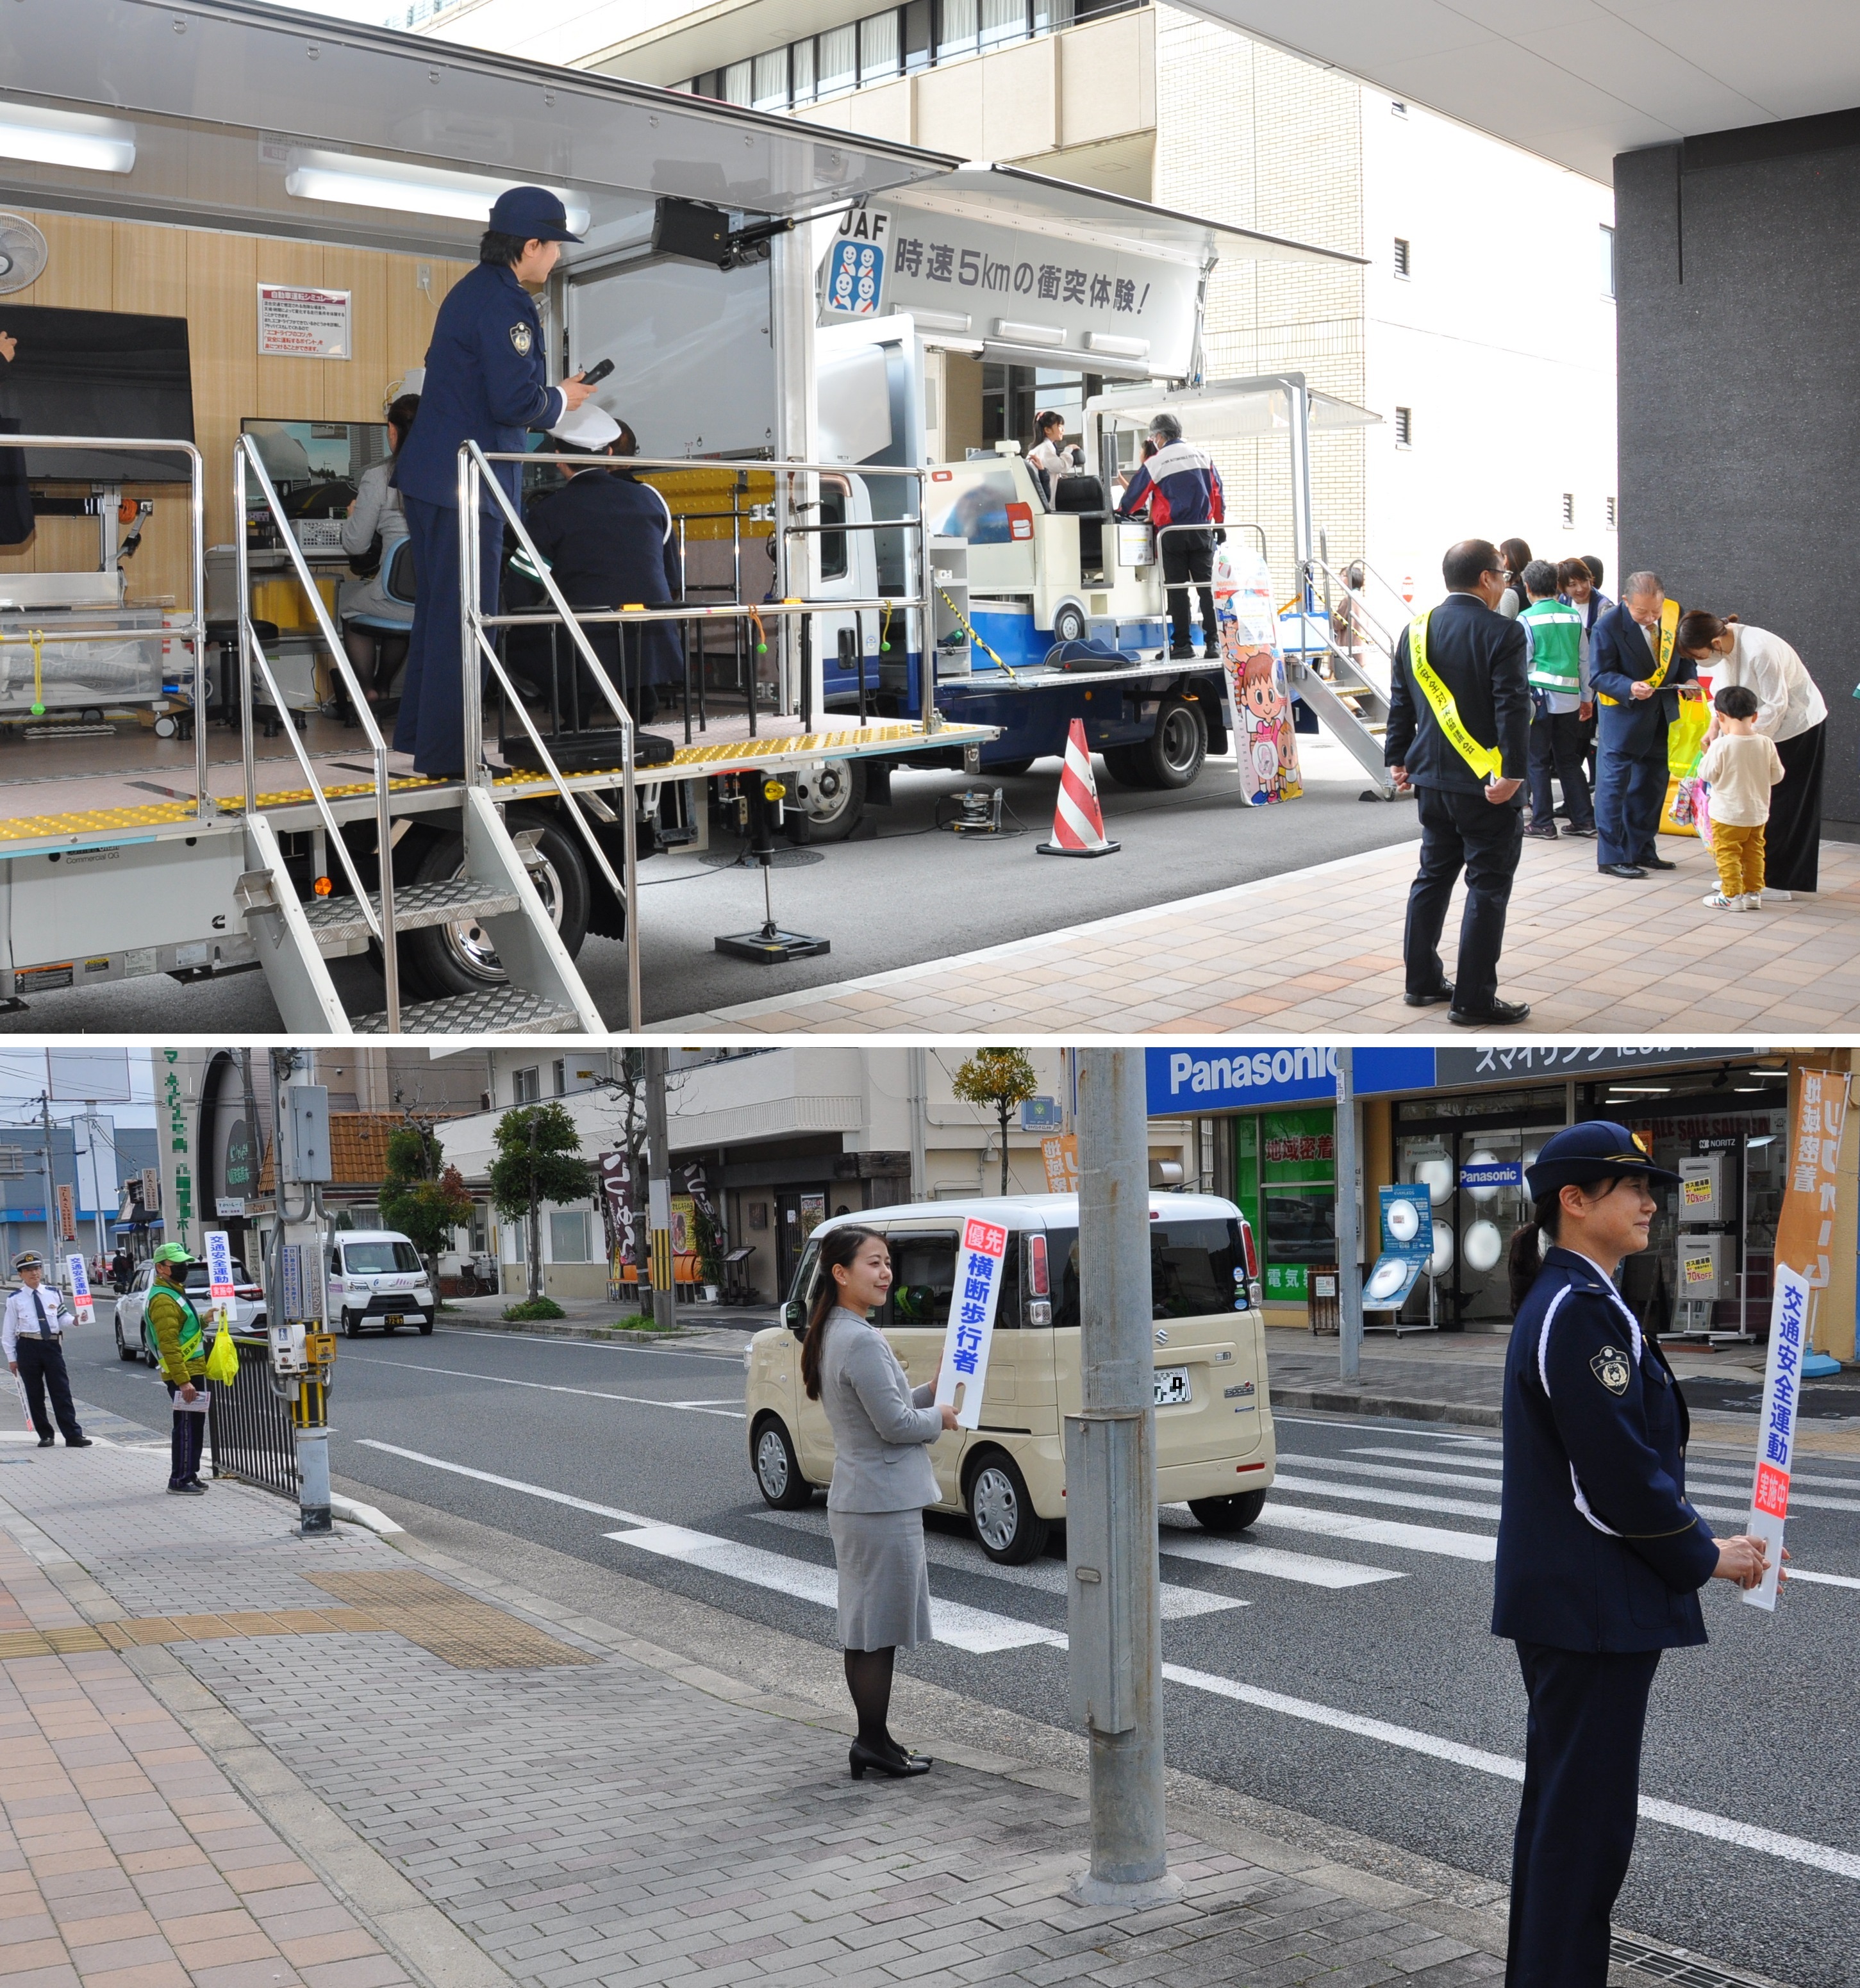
top-left (661, 829), bottom-right (1860, 1033)
top-left (0, 1430), bottom-right (1525, 1988)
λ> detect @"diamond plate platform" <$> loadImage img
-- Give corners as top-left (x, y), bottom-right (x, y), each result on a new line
top-left (353, 987), bottom-right (585, 1034)
top-left (301, 876), bottom-right (522, 946)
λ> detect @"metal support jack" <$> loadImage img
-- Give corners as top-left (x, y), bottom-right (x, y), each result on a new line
top-left (715, 782), bottom-right (830, 964)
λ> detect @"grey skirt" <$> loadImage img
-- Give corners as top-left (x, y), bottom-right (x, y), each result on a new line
top-left (828, 1504), bottom-right (933, 1652)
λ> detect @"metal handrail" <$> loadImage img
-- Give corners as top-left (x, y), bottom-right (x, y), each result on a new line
top-left (235, 436), bottom-right (401, 1031)
top-left (1309, 551), bottom-right (1399, 662)
top-left (0, 435), bottom-right (206, 817)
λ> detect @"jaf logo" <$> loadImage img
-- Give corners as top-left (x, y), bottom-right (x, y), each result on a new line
top-left (826, 208), bottom-right (889, 316)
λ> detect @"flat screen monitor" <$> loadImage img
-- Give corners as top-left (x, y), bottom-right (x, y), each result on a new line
top-left (240, 418), bottom-right (393, 496)
top-left (0, 305), bottom-right (195, 483)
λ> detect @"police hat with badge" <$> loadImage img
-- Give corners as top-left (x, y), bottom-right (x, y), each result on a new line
top-left (488, 186), bottom-right (583, 246)
top-left (1523, 1120), bottom-right (1682, 1203)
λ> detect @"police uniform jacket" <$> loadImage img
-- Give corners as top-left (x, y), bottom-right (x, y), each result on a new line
top-left (526, 469), bottom-right (684, 685)
top-left (394, 263), bottom-right (563, 515)
top-left (1494, 1247), bottom-right (1720, 1652)
top-left (1588, 602), bottom-right (1697, 759)
top-left (1383, 590), bottom-right (1531, 797)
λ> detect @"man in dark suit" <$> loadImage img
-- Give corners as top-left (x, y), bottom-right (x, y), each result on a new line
top-left (1589, 571), bottom-right (1695, 878)
top-left (1385, 538), bottom-right (1532, 1026)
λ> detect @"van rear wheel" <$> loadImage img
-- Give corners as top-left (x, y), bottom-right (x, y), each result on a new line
top-left (1189, 1489), bottom-right (1266, 1532)
top-left (967, 1453), bottom-right (1049, 1564)
top-left (752, 1416), bottom-right (813, 1509)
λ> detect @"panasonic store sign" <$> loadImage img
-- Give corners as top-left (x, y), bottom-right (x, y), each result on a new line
top-left (1147, 1047), bottom-right (1436, 1113)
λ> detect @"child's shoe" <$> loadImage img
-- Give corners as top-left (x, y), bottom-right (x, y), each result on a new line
top-left (1700, 890), bottom-right (1753, 911)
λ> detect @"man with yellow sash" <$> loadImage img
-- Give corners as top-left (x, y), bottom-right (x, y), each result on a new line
top-left (1590, 572), bottom-right (1695, 879)
top-left (1384, 538), bottom-right (1534, 1026)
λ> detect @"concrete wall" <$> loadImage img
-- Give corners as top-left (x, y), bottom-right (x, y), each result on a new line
top-left (1616, 126), bottom-right (1858, 829)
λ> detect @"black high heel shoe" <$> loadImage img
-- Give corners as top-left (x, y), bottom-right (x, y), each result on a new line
top-left (849, 1739), bottom-right (931, 1780)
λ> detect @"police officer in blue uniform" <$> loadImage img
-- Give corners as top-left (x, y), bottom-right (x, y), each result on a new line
top-left (393, 186), bottom-right (594, 778)
top-left (1497, 1123), bottom-right (1773, 1987)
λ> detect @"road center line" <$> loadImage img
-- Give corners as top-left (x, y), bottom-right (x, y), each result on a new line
top-left (339, 1357), bottom-right (746, 1416)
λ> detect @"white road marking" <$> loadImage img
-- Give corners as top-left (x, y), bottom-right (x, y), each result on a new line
top-left (431, 1325), bottom-right (747, 1364)
top-left (351, 1440), bottom-right (654, 1524)
top-left (1288, 1454), bottom-right (1513, 1493)
top-left (758, 1507), bottom-right (1247, 1618)
top-left (342, 1357), bottom-right (745, 1417)
top-left (1785, 1568), bottom-right (1860, 1591)
top-left (1350, 1446), bottom-right (1503, 1471)
top-left (1681, 1466), bottom-right (1860, 1514)
top-left (1159, 1530), bottom-right (1404, 1589)
top-left (1349, 1445), bottom-right (1860, 1513)
top-left (1271, 1470), bottom-right (1502, 1521)
top-left (603, 1523), bottom-right (1066, 1652)
top-left (1248, 1503), bottom-right (1497, 1562)
top-left (1159, 1665), bottom-right (1860, 1882)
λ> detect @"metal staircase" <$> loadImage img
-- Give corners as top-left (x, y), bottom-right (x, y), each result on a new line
top-left (1294, 548), bottom-right (1404, 799)
top-left (232, 438), bottom-right (602, 1034)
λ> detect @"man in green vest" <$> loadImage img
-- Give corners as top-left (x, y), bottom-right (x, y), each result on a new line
top-left (1518, 559), bottom-right (1597, 841)
top-left (147, 1242), bottom-right (210, 1496)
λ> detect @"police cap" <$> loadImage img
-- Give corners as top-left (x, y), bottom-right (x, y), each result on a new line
top-left (1524, 1120), bottom-right (1682, 1202)
top-left (12, 1250), bottom-right (43, 1273)
top-left (488, 185), bottom-right (583, 244)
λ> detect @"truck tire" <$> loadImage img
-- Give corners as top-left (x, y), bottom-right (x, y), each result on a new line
top-left (966, 1451), bottom-right (1050, 1565)
top-left (1099, 742), bottom-right (1152, 790)
top-left (398, 809), bottom-right (590, 1000)
top-left (1144, 694), bottom-right (1208, 789)
top-left (987, 757), bottom-right (1036, 778)
top-left (1050, 600), bottom-right (1088, 643)
top-left (800, 759), bottom-right (867, 842)
top-left (752, 1415), bottom-right (813, 1509)
top-left (1189, 1489), bottom-right (1266, 1532)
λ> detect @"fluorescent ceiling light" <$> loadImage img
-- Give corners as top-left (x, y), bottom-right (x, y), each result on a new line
top-left (0, 101), bottom-right (135, 174)
top-left (285, 149), bottom-right (590, 234)
top-left (1087, 332), bottom-right (1149, 359)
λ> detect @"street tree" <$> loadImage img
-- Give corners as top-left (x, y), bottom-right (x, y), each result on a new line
top-left (952, 1048), bottom-right (1040, 1195)
top-left (378, 1123), bottom-right (474, 1299)
top-left (488, 1103), bottom-right (594, 1303)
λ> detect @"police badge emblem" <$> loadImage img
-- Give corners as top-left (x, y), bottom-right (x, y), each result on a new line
top-left (509, 323), bottom-right (533, 355)
top-left (1590, 1345), bottom-right (1631, 1395)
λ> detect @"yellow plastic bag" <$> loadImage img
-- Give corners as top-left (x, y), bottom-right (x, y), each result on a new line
top-left (1668, 686), bottom-right (1711, 778)
top-left (205, 1326), bottom-right (239, 1388)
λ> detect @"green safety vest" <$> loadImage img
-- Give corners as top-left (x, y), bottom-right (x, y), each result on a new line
top-left (1520, 599), bottom-right (1584, 695)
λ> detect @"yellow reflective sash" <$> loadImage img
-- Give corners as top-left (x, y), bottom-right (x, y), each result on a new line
top-left (1408, 613), bottom-right (1504, 784)
top-left (1597, 596), bottom-right (1680, 707)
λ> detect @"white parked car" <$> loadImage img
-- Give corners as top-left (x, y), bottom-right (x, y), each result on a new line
top-left (328, 1230), bottom-right (436, 1337)
top-left (114, 1257), bottom-right (265, 1365)
top-left (744, 1193), bottom-right (1274, 1564)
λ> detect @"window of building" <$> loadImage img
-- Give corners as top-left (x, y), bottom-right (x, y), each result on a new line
top-left (1561, 493), bottom-right (1575, 529)
top-left (552, 1058), bottom-right (567, 1096)
top-left (790, 36), bottom-right (816, 102)
top-left (1393, 236), bottom-right (1411, 278)
top-left (511, 1066), bottom-right (540, 1105)
top-left (1600, 223), bottom-right (1616, 299)
top-left (752, 47), bottom-right (789, 110)
top-left (1034, 0), bottom-right (1076, 27)
top-left (938, 0), bottom-right (979, 56)
top-left (549, 1210), bottom-right (591, 1263)
top-left (859, 8), bottom-right (901, 82)
top-left (1606, 495), bottom-right (1618, 528)
top-left (1394, 406), bottom-right (1413, 448)
top-left (817, 22), bottom-right (858, 94)
top-left (721, 58), bottom-right (752, 106)
top-left (904, 0), bottom-right (934, 70)
top-left (980, 0), bottom-right (1030, 49)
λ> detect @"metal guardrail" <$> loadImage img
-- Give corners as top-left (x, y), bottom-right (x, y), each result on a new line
top-left (235, 435), bottom-right (403, 1032)
top-left (206, 1331), bottom-right (299, 1500)
top-left (0, 435), bottom-right (207, 815)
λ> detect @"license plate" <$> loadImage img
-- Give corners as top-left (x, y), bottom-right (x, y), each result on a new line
top-left (386, 1314), bottom-right (404, 1325)
top-left (1154, 1366), bottom-right (1192, 1407)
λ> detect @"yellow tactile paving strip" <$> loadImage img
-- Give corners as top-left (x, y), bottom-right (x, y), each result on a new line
top-left (0, 1605), bottom-right (379, 1659)
top-left (0, 723), bottom-right (985, 849)
top-left (303, 1568), bottom-right (597, 1669)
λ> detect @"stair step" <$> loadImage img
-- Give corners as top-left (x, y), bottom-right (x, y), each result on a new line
top-left (354, 988), bottom-right (586, 1035)
top-left (301, 877), bottom-right (522, 946)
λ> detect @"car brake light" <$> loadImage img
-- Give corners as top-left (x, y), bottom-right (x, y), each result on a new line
top-left (1028, 1234), bottom-right (1049, 1298)
top-left (1238, 1215), bottom-right (1259, 1280)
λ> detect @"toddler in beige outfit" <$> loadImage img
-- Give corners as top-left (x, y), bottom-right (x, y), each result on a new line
top-left (1698, 684), bottom-right (1784, 911)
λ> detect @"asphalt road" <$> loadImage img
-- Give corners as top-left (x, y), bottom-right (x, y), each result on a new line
top-left (0, 735), bottom-right (1417, 1031)
top-left (58, 1314), bottom-right (1860, 1988)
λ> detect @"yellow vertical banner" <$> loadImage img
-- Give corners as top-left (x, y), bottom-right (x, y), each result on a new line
top-left (1040, 1133), bottom-right (1080, 1195)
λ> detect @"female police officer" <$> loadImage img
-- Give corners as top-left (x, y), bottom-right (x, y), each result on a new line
top-left (1497, 1123), bottom-right (1773, 1986)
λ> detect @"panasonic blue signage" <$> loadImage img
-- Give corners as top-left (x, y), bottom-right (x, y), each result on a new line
top-left (1459, 1160), bottom-right (1524, 1193)
top-left (1147, 1046), bottom-right (1438, 1113)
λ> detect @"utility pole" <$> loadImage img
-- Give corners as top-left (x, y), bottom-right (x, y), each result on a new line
top-left (1065, 1048), bottom-right (1176, 1907)
top-left (644, 1048), bottom-right (675, 1332)
top-left (1336, 1047), bottom-right (1363, 1382)
top-left (38, 1091), bottom-right (57, 1283)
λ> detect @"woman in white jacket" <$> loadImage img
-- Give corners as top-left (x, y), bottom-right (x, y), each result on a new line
top-left (1678, 611), bottom-right (1828, 895)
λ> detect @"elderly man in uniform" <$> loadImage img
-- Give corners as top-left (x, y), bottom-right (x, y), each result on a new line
top-left (1498, 1123), bottom-right (1773, 1987)
top-left (1384, 538), bottom-right (1532, 1027)
top-left (3, 1252), bottom-right (90, 1448)
top-left (1589, 570), bottom-right (1695, 879)
top-left (392, 186), bottom-right (595, 779)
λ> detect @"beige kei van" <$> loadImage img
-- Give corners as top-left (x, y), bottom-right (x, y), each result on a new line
top-left (743, 1192), bottom-right (1275, 1564)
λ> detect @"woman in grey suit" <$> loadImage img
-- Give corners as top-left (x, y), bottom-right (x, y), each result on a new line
top-left (802, 1224), bottom-right (958, 1780)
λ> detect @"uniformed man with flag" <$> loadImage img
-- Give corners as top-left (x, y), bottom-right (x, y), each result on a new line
top-left (1384, 537), bottom-right (1533, 1026)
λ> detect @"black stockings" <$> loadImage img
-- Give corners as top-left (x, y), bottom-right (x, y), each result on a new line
top-left (342, 628), bottom-right (408, 706)
top-left (843, 1646), bottom-right (897, 1755)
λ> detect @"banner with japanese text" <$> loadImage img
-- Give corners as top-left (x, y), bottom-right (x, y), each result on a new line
top-left (935, 1216), bottom-right (1009, 1430)
top-left (1746, 1264), bottom-right (1808, 1612)
top-left (1040, 1133), bottom-right (1079, 1196)
top-left (204, 1229), bottom-right (237, 1328)
top-left (65, 1254), bottom-right (94, 1327)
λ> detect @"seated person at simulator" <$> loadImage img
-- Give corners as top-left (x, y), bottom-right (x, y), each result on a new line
top-left (1025, 409), bottom-right (1079, 499)
top-left (525, 408), bottom-right (682, 727)
top-left (338, 392), bottom-right (419, 715)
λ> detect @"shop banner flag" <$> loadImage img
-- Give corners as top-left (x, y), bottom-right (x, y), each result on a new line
top-left (1040, 1132), bottom-right (1079, 1196)
top-left (1773, 1067), bottom-right (1850, 1316)
top-left (936, 1216), bottom-right (1009, 1429)
top-left (65, 1254), bottom-right (94, 1327)
top-left (1745, 1263), bottom-right (1809, 1612)
top-left (204, 1229), bottom-right (237, 1328)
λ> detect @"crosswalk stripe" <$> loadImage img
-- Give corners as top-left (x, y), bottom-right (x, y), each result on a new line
top-left (1159, 1664), bottom-right (1860, 1881)
top-left (1272, 1470), bottom-right (1502, 1521)
top-left (1249, 1502), bottom-right (1496, 1562)
top-left (1159, 1528), bottom-right (1404, 1589)
top-left (1288, 1453), bottom-right (1513, 1493)
top-left (1350, 1446), bottom-right (1503, 1472)
top-left (605, 1523), bottom-right (1066, 1652)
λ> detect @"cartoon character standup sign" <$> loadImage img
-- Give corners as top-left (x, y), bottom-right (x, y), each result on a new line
top-left (1215, 545), bottom-right (1303, 804)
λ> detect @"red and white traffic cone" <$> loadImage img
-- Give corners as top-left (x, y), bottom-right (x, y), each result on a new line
top-left (1037, 718), bottom-right (1120, 857)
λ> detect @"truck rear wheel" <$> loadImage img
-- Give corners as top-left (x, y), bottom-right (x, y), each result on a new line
top-left (1099, 743), bottom-right (1151, 790)
top-left (800, 759), bottom-right (867, 842)
top-left (1144, 695), bottom-right (1207, 789)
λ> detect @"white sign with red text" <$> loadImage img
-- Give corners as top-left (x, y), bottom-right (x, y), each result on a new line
top-left (1745, 1263), bottom-right (1809, 1612)
top-left (204, 1229), bottom-right (237, 1329)
top-left (65, 1254), bottom-right (94, 1327)
top-left (934, 1216), bottom-right (1009, 1430)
